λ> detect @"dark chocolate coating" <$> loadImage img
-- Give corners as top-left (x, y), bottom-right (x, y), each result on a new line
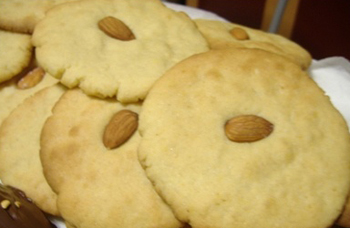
top-left (0, 185), bottom-right (56, 228)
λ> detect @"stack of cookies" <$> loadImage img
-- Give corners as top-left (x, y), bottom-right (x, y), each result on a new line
top-left (0, 0), bottom-right (349, 228)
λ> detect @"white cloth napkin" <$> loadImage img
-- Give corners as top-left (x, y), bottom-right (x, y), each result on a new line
top-left (309, 57), bottom-right (350, 127)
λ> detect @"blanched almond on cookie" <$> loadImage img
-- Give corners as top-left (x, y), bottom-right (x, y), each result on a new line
top-left (98, 16), bottom-right (135, 41)
top-left (225, 115), bottom-right (273, 142)
top-left (103, 109), bottom-right (138, 149)
top-left (17, 67), bottom-right (45, 89)
top-left (230, 27), bottom-right (249, 40)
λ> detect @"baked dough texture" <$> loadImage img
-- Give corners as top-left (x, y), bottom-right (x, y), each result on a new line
top-left (32, 0), bottom-right (209, 103)
top-left (138, 48), bottom-right (350, 228)
top-left (194, 19), bottom-right (312, 70)
top-left (0, 84), bottom-right (65, 215)
top-left (40, 89), bottom-right (182, 228)
top-left (0, 30), bottom-right (32, 83)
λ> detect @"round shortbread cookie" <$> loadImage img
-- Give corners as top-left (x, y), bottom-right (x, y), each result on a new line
top-left (40, 89), bottom-right (183, 228)
top-left (194, 19), bottom-right (312, 70)
top-left (0, 30), bottom-right (32, 83)
top-left (138, 48), bottom-right (350, 228)
top-left (32, 0), bottom-right (209, 103)
top-left (0, 0), bottom-right (77, 34)
top-left (0, 72), bottom-right (58, 127)
top-left (0, 84), bottom-right (66, 216)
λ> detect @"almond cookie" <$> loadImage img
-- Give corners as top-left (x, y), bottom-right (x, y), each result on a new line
top-left (0, 70), bottom-right (58, 127)
top-left (0, 0), bottom-right (77, 34)
top-left (0, 30), bottom-right (32, 83)
top-left (194, 19), bottom-right (312, 70)
top-left (138, 48), bottom-right (350, 228)
top-left (0, 84), bottom-right (66, 216)
top-left (40, 89), bottom-right (182, 228)
top-left (32, 0), bottom-right (209, 103)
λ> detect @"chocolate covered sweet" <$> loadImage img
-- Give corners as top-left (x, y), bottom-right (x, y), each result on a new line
top-left (0, 184), bottom-right (56, 228)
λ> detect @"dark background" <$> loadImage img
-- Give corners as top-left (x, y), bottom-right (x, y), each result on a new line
top-left (167, 0), bottom-right (350, 61)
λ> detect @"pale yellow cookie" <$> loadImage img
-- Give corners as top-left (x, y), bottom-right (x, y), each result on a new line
top-left (32, 0), bottom-right (209, 103)
top-left (0, 71), bottom-right (58, 127)
top-left (0, 84), bottom-right (66, 216)
top-left (194, 19), bottom-right (312, 69)
top-left (40, 89), bottom-right (182, 228)
top-left (0, 30), bottom-right (32, 83)
top-left (138, 48), bottom-right (350, 228)
top-left (0, 0), bottom-right (77, 34)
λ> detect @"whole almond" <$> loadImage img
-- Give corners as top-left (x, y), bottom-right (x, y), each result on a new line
top-left (225, 115), bottom-right (273, 143)
top-left (230, 27), bottom-right (250, 40)
top-left (98, 16), bottom-right (135, 41)
top-left (103, 109), bottom-right (138, 149)
top-left (17, 67), bottom-right (45, 89)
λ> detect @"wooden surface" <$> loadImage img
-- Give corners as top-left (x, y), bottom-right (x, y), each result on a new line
top-left (261, 0), bottom-right (300, 38)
